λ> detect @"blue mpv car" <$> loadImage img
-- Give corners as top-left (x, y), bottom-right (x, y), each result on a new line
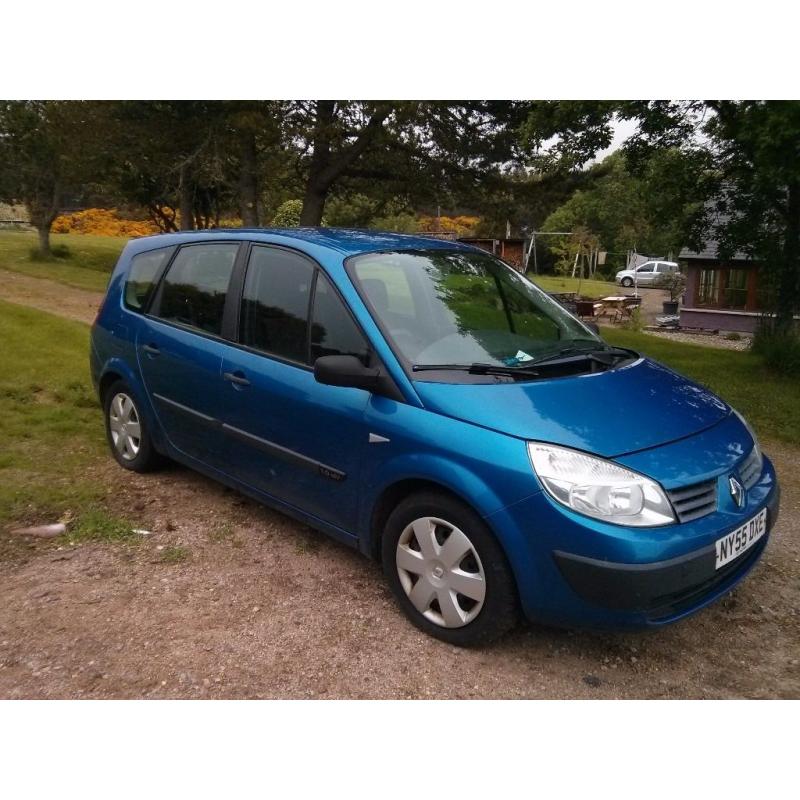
top-left (90, 229), bottom-right (780, 645)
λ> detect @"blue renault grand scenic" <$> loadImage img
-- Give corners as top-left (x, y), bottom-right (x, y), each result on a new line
top-left (90, 229), bottom-right (780, 645)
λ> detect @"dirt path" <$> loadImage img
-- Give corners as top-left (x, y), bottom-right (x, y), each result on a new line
top-left (1, 439), bottom-right (797, 699)
top-left (0, 268), bottom-right (102, 325)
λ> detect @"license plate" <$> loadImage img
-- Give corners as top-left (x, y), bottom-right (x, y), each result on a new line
top-left (715, 508), bottom-right (767, 569)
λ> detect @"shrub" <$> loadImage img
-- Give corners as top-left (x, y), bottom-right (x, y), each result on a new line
top-left (52, 208), bottom-right (159, 237)
top-left (724, 331), bottom-right (743, 341)
top-left (752, 327), bottom-right (800, 376)
top-left (661, 270), bottom-right (687, 302)
top-left (271, 200), bottom-right (304, 227)
top-left (622, 306), bottom-right (644, 333)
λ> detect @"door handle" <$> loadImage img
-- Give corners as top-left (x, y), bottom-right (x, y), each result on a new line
top-left (143, 343), bottom-right (160, 356)
top-left (224, 371), bottom-right (251, 387)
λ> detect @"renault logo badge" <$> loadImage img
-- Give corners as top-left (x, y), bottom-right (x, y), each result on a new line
top-left (729, 476), bottom-right (745, 509)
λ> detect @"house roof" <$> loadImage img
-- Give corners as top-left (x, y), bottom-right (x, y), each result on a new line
top-left (679, 239), bottom-right (751, 261)
top-left (679, 208), bottom-right (751, 261)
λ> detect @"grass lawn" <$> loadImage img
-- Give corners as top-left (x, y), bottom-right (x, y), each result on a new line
top-left (604, 327), bottom-right (800, 447)
top-left (532, 274), bottom-right (619, 299)
top-left (0, 230), bottom-right (127, 292)
top-left (0, 299), bottom-right (107, 533)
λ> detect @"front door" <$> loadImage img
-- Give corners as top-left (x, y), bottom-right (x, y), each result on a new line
top-left (137, 242), bottom-right (240, 468)
top-left (636, 263), bottom-right (656, 284)
top-left (220, 245), bottom-right (373, 533)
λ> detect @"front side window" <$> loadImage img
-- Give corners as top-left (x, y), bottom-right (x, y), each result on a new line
top-left (637, 263), bottom-right (655, 273)
top-left (155, 243), bottom-right (238, 335)
top-left (124, 246), bottom-right (175, 311)
top-left (350, 250), bottom-right (598, 369)
top-left (240, 246), bottom-right (314, 362)
top-left (311, 273), bottom-right (370, 364)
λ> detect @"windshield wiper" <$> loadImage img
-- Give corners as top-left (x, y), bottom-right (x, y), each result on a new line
top-left (412, 362), bottom-right (540, 378)
top-left (527, 345), bottom-right (634, 368)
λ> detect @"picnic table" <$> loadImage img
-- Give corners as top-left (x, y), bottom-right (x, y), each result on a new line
top-left (600, 295), bottom-right (641, 322)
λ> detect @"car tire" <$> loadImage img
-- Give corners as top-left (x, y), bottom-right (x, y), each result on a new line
top-left (103, 380), bottom-right (164, 472)
top-left (621, 277), bottom-right (633, 287)
top-left (382, 491), bottom-right (519, 646)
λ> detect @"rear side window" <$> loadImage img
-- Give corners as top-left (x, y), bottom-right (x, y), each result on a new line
top-left (311, 273), bottom-right (370, 364)
top-left (124, 247), bottom-right (175, 311)
top-left (240, 246), bottom-right (314, 362)
top-left (155, 243), bottom-right (238, 335)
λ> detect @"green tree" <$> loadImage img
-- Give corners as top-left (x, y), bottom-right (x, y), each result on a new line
top-left (0, 101), bottom-right (96, 256)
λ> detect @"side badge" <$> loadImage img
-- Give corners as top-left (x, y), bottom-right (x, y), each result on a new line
top-left (369, 433), bottom-right (390, 444)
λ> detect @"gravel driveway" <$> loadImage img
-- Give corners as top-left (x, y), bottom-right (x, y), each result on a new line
top-left (1, 439), bottom-right (797, 699)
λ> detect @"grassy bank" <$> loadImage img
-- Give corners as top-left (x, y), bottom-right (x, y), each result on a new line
top-left (532, 274), bottom-right (619, 299)
top-left (0, 230), bottom-right (127, 291)
top-left (0, 299), bottom-right (106, 529)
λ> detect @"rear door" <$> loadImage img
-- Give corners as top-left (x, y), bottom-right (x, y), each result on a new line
top-left (137, 242), bottom-right (240, 468)
top-left (220, 244), bottom-right (373, 533)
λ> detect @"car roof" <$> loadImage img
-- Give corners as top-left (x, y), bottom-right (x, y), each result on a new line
top-left (123, 227), bottom-right (476, 258)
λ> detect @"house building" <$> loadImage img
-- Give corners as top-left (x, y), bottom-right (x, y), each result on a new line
top-left (679, 239), bottom-right (765, 333)
top-left (458, 237), bottom-right (527, 271)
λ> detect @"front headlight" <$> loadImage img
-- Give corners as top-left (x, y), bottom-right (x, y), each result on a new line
top-left (528, 442), bottom-right (676, 527)
top-left (733, 408), bottom-right (762, 469)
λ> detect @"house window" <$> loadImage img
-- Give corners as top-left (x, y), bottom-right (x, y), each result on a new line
top-left (697, 269), bottom-right (720, 306)
top-left (725, 269), bottom-right (748, 309)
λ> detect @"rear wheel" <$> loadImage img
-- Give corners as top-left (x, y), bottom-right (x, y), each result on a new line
top-left (103, 380), bottom-right (163, 472)
top-left (621, 277), bottom-right (633, 287)
top-left (382, 491), bottom-right (518, 646)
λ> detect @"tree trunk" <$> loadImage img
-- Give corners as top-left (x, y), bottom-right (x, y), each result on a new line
top-left (178, 165), bottom-right (194, 231)
top-left (238, 129), bottom-right (260, 227)
top-left (298, 101), bottom-right (391, 227)
top-left (776, 180), bottom-right (800, 334)
top-left (299, 185), bottom-right (328, 226)
top-left (36, 223), bottom-right (52, 257)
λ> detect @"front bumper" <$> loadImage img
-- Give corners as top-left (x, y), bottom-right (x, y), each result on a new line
top-left (553, 483), bottom-right (780, 620)
top-left (487, 454), bottom-right (780, 630)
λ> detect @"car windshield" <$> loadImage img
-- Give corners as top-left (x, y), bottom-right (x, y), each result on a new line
top-left (349, 249), bottom-right (602, 369)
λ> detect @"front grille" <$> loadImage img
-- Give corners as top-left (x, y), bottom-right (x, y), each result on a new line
top-left (739, 446), bottom-right (762, 489)
top-left (668, 479), bottom-right (718, 523)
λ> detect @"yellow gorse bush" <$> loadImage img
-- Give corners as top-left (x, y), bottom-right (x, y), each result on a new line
top-left (52, 208), bottom-right (161, 238)
top-left (418, 215), bottom-right (480, 236)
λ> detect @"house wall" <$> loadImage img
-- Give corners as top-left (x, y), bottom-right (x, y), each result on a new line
top-left (679, 308), bottom-right (760, 333)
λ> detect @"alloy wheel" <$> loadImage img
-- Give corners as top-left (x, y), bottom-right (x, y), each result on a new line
top-left (108, 392), bottom-right (141, 461)
top-left (395, 516), bottom-right (487, 628)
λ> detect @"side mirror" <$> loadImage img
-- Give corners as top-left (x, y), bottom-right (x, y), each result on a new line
top-left (314, 355), bottom-right (381, 391)
top-left (314, 355), bottom-right (405, 401)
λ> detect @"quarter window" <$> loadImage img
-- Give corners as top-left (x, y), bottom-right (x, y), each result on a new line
top-left (124, 247), bottom-right (175, 311)
top-left (240, 246), bottom-right (314, 362)
top-left (311, 273), bottom-right (370, 364)
top-left (155, 243), bottom-right (238, 335)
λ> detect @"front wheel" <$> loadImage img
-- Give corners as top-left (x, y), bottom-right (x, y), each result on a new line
top-left (382, 492), bottom-right (518, 646)
top-left (621, 277), bottom-right (633, 287)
